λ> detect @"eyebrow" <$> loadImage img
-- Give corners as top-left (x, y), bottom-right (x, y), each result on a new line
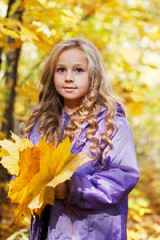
top-left (56, 63), bottom-right (87, 67)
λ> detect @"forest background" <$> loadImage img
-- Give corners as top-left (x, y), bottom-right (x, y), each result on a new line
top-left (0, 0), bottom-right (159, 239)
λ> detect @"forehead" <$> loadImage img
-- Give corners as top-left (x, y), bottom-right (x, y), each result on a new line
top-left (57, 48), bottom-right (88, 65)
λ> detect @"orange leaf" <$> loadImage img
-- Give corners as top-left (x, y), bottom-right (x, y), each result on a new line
top-left (0, 134), bottom-right (91, 221)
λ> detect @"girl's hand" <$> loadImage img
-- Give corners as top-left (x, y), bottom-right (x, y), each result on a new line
top-left (55, 182), bottom-right (69, 200)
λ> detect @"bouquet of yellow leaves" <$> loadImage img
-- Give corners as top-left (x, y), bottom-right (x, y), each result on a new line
top-left (0, 133), bottom-right (90, 222)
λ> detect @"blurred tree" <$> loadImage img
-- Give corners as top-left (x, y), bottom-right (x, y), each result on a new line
top-left (0, 47), bottom-right (2, 69)
top-left (1, 0), bottom-right (23, 138)
top-left (0, 0), bottom-right (23, 188)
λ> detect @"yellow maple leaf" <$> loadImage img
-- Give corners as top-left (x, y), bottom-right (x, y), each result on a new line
top-left (8, 146), bottom-right (40, 204)
top-left (0, 132), bottom-right (33, 176)
top-left (47, 152), bottom-right (90, 189)
top-left (14, 202), bottom-right (31, 224)
top-left (0, 134), bottom-right (91, 222)
top-left (11, 132), bottom-right (33, 151)
top-left (28, 138), bottom-right (90, 216)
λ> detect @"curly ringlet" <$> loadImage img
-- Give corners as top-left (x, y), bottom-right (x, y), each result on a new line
top-left (22, 37), bottom-right (117, 161)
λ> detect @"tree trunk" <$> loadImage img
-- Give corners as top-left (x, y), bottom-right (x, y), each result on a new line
top-left (0, 0), bottom-right (23, 196)
top-left (1, 0), bottom-right (22, 138)
top-left (1, 46), bottom-right (21, 137)
top-left (0, 47), bottom-right (2, 70)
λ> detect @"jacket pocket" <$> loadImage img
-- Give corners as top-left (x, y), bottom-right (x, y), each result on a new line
top-left (88, 211), bottom-right (122, 240)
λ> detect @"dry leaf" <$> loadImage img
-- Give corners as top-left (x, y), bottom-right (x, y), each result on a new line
top-left (0, 133), bottom-right (91, 222)
top-left (0, 132), bottom-right (33, 176)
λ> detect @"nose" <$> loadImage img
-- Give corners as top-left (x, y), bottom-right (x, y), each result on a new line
top-left (65, 70), bottom-right (74, 82)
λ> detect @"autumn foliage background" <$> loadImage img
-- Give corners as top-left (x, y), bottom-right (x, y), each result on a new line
top-left (0, 0), bottom-right (160, 239)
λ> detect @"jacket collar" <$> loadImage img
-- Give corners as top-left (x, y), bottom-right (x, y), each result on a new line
top-left (64, 103), bottom-right (125, 130)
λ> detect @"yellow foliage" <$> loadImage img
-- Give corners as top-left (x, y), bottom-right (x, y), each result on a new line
top-left (1, 18), bottom-right (22, 29)
top-left (11, 132), bottom-right (33, 151)
top-left (8, 146), bottom-right (40, 203)
top-left (24, 9), bottom-right (59, 22)
top-left (15, 84), bottom-right (39, 102)
top-left (148, 31), bottom-right (160, 42)
top-left (20, 25), bottom-right (39, 41)
top-left (0, 134), bottom-right (91, 222)
top-left (32, 39), bottom-right (53, 52)
top-left (0, 131), bottom-right (7, 140)
top-left (0, 132), bottom-right (33, 176)
top-left (24, 0), bottom-right (45, 9)
top-left (0, 117), bottom-right (7, 123)
top-left (61, 9), bottom-right (75, 18)
top-left (0, 25), bottom-right (20, 38)
top-left (127, 102), bottom-right (143, 116)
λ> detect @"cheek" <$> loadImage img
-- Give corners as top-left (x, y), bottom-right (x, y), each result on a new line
top-left (83, 78), bottom-right (90, 91)
top-left (54, 76), bottom-right (61, 89)
top-left (79, 74), bottom-right (90, 87)
top-left (84, 81), bottom-right (90, 91)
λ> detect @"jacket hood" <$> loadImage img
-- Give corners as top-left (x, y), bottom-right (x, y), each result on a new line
top-left (81, 103), bottom-right (125, 129)
top-left (96, 102), bottom-right (125, 120)
top-left (116, 102), bottom-right (126, 117)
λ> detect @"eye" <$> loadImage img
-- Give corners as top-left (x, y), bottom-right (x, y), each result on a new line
top-left (57, 67), bottom-right (65, 72)
top-left (76, 68), bottom-right (83, 73)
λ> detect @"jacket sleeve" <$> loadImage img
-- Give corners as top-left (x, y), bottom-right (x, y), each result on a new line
top-left (29, 119), bottom-right (41, 146)
top-left (65, 117), bottom-right (140, 209)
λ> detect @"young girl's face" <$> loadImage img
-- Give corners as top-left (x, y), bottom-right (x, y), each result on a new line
top-left (54, 48), bottom-right (90, 114)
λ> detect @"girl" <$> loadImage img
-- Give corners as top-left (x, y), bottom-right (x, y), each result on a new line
top-left (23, 38), bottom-right (139, 240)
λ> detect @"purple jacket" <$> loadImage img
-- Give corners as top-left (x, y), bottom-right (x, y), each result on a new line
top-left (29, 106), bottom-right (139, 240)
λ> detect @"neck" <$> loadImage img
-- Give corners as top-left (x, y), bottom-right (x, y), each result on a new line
top-left (63, 105), bottom-right (80, 115)
top-left (63, 99), bottom-right (82, 115)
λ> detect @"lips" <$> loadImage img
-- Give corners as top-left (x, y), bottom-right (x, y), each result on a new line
top-left (64, 86), bottom-right (76, 89)
top-left (62, 86), bottom-right (77, 93)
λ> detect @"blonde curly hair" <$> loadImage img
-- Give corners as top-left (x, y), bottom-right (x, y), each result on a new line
top-left (22, 38), bottom-right (117, 160)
